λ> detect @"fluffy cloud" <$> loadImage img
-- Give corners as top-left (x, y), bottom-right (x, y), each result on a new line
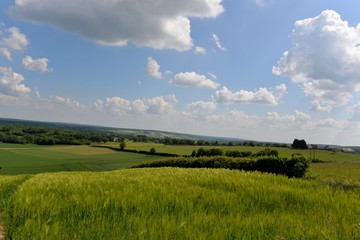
top-left (0, 27), bottom-right (29, 51)
top-left (53, 96), bottom-right (81, 109)
top-left (35, 90), bottom-right (83, 110)
top-left (273, 10), bottom-right (360, 110)
top-left (145, 57), bottom-right (162, 79)
top-left (263, 110), bottom-right (313, 130)
top-left (211, 33), bottom-right (226, 51)
top-left (146, 95), bottom-right (177, 114)
top-left (186, 101), bottom-right (216, 117)
top-left (9, 0), bottom-right (224, 51)
top-left (22, 56), bottom-right (52, 72)
top-left (105, 97), bottom-right (150, 115)
top-left (348, 102), bottom-right (360, 121)
top-left (0, 66), bottom-right (30, 97)
top-left (0, 48), bottom-right (12, 60)
top-left (213, 84), bottom-right (286, 105)
top-left (170, 72), bottom-right (220, 89)
top-left (310, 100), bottom-right (332, 113)
top-left (102, 94), bottom-right (177, 115)
top-left (194, 46), bottom-right (207, 54)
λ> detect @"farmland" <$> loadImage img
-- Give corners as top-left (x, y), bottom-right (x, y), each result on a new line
top-left (1, 142), bottom-right (360, 239)
top-left (0, 143), bottom-right (161, 175)
top-left (2, 168), bottom-right (360, 239)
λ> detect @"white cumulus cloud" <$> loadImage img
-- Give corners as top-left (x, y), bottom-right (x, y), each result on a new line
top-left (194, 46), bottom-right (207, 54)
top-left (348, 102), bottom-right (360, 121)
top-left (213, 84), bottom-right (286, 105)
top-left (9, 0), bottom-right (224, 51)
top-left (0, 66), bottom-right (30, 97)
top-left (22, 56), bottom-right (52, 72)
top-left (273, 10), bottom-right (360, 110)
top-left (145, 57), bottom-right (162, 79)
top-left (53, 96), bottom-right (81, 109)
top-left (103, 94), bottom-right (177, 115)
top-left (186, 101), bottom-right (216, 114)
top-left (146, 95), bottom-right (177, 114)
top-left (0, 27), bottom-right (29, 51)
top-left (0, 48), bottom-right (12, 60)
top-left (170, 72), bottom-right (220, 89)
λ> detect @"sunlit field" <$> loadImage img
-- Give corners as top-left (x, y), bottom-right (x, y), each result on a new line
top-left (1, 142), bottom-right (360, 239)
top-left (0, 143), bottom-right (161, 175)
top-left (3, 168), bottom-right (360, 239)
top-left (100, 142), bottom-right (360, 182)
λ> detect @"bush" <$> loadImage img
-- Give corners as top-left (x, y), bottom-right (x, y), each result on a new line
top-left (253, 148), bottom-right (279, 157)
top-left (195, 148), bottom-right (223, 157)
top-left (150, 147), bottom-right (156, 154)
top-left (132, 155), bottom-right (310, 178)
top-left (225, 150), bottom-right (252, 158)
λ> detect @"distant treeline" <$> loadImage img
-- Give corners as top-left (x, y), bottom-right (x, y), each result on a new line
top-left (120, 135), bottom-right (289, 148)
top-left (0, 124), bottom-right (114, 145)
top-left (0, 122), bottom-right (290, 147)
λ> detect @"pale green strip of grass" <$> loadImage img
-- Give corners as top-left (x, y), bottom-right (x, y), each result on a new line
top-left (6, 168), bottom-right (360, 239)
top-left (0, 145), bottom-right (161, 175)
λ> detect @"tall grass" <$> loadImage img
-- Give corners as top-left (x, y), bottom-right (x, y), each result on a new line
top-left (5, 168), bottom-right (360, 239)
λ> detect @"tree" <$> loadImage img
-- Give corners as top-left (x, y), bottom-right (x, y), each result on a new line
top-left (119, 141), bottom-right (126, 150)
top-left (291, 139), bottom-right (308, 149)
top-left (150, 147), bottom-right (156, 154)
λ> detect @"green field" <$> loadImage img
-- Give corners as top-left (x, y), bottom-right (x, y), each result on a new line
top-left (102, 142), bottom-right (360, 182)
top-left (0, 143), bottom-right (162, 175)
top-left (0, 168), bottom-right (359, 239)
top-left (1, 142), bottom-right (360, 239)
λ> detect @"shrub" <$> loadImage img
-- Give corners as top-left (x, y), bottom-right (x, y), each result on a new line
top-left (225, 150), bottom-right (252, 158)
top-left (132, 155), bottom-right (310, 178)
top-left (195, 148), bottom-right (223, 157)
top-left (150, 147), bottom-right (156, 154)
top-left (253, 148), bottom-right (279, 157)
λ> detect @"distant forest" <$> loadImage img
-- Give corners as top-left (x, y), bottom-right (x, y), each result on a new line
top-left (0, 119), bottom-right (289, 147)
top-left (0, 124), bottom-right (114, 145)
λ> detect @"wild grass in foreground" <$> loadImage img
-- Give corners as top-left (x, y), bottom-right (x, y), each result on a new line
top-left (0, 175), bottom-right (30, 223)
top-left (4, 168), bottom-right (360, 239)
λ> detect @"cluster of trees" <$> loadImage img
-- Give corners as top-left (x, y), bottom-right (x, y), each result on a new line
top-left (291, 139), bottom-right (308, 149)
top-left (0, 124), bottom-right (114, 145)
top-left (133, 154), bottom-right (310, 178)
top-left (191, 148), bottom-right (279, 158)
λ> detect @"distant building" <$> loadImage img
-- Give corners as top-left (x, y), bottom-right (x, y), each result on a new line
top-left (340, 148), bottom-right (356, 154)
top-left (308, 144), bottom-right (318, 149)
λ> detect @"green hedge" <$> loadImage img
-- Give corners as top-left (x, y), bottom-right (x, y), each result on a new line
top-left (132, 155), bottom-right (310, 178)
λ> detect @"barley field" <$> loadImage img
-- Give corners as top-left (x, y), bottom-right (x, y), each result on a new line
top-left (2, 168), bottom-right (360, 239)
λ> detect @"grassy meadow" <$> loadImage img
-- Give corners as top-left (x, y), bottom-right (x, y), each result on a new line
top-left (1, 142), bottom-right (360, 238)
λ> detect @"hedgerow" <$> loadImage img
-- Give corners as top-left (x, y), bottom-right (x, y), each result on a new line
top-left (132, 154), bottom-right (310, 178)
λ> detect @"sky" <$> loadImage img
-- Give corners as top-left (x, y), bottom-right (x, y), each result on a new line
top-left (1, 0), bottom-right (360, 145)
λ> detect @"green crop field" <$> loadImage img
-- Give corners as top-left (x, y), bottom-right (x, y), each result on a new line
top-left (1, 168), bottom-right (360, 239)
top-left (1, 142), bottom-right (360, 239)
top-left (101, 141), bottom-right (360, 182)
top-left (0, 143), bottom-right (162, 175)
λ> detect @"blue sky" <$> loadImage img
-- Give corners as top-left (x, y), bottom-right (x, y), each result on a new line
top-left (1, 0), bottom-right (360, 145)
